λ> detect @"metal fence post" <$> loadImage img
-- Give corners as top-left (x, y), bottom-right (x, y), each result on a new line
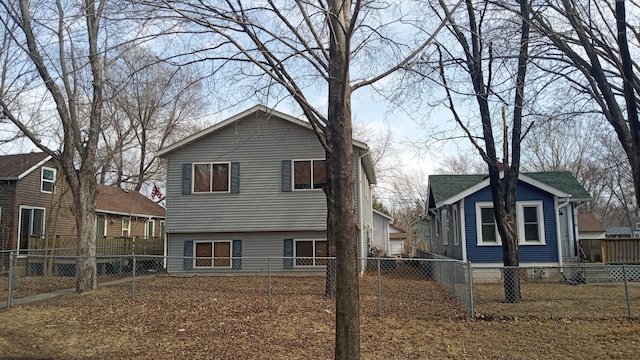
top-left (132, 256), bottom-right (137, 299)
top-left (377, 258), bottom-right (382, 317)
top-left (622, 264), bottom-right (631, 319)
top-left (7, 250), bottom-right (15, 308)
top-left (468, 261), bottom-right (475, 319)
top-left (267, 257), bottom-right (272, 305)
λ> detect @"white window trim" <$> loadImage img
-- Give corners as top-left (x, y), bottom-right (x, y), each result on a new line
top-left (122, 218), bottom-right (131, 236)
top-left (475, 202), bottom-right (501, 246)
top-left (475, 201), bottom-right (546, 246)
top-left (453, 207), bottom-right (460, 246)
top-left (294, 239), bottom-right (327, 267)
top-left (441, 209), bottom-right (449, 246)
top-left (193, 240), bottom-right (232, 268)
top-left (636, 223), bottom-right (640, 230)
top-left (96, 216), bottom-right (107, 237)
top-left (192, 162), bottom-right (231, 194)
top-left (291, 159), bottom-right (326, 191)
top-left (517, 201), bottom-right (546, 245)
top-left (40, 166), bottom-right (56, 194)
top-left (17, 205), bottom-right (46, 252)
top-left (146, 219), bottom-right (155, 238)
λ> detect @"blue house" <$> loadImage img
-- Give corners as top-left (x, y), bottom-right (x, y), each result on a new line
top-left (425, 172), bottom-right (591, 267)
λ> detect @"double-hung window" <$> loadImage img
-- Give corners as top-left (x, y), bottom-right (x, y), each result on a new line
top-left (293, 160), bottom-right (326, 190)
top-left (41, 167), bottom-right (56, 193)
top-left (146, 219), bottom-right (155, 238)
top-left (295, 239), bottom-right (328, 267)
top-left (122, 218), bottom-right (130, 237)
top-left (194, 240), bottom-right (231, 268)
top-left (475, 201), bottom-right (545, 245)
top-left (517, 201), bottom-right (545, 244)
top-left (476, 203), bottom-right (499, 245)
top-left (193, 163), bottom-right (230, 193)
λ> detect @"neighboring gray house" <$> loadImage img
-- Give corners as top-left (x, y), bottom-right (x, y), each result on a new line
top-left (371, 209), bottom-right (393, 256)
top-left (157, 105), bottom-right (376, 273)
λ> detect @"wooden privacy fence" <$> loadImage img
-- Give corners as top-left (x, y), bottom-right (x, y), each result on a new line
top-left (27, 236), bottom-right (164, 256)
top-left (580, 238), bottom-right (640, 264)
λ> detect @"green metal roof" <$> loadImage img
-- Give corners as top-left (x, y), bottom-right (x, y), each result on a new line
top-left (428, 171), bottom-right (591, 205)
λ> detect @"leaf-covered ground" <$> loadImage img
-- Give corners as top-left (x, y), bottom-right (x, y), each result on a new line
top-left (1, 274), bottom-right (640, 359)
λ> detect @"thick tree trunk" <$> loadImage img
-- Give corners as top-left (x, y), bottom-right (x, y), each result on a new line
top-left (326, 0), bottom-right (360, 359)
top-left (74, 178), bottom-right (98, 292)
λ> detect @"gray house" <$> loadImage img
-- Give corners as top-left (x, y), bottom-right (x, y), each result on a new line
top-left (157, 105), bottom-right (376, 273)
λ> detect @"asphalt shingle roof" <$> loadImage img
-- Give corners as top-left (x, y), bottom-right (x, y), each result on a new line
top-left (0, 152), bottom-right (49, 179)
top-left (96, 185), bottom-right (165, 217)
top-left (428, 171), bottom-right (591, 205)
top-left (428, 174), bottom-right (486, 205)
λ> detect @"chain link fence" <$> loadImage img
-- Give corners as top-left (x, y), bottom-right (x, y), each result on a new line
top-left (1, 251), bottom-right (474, 318)
top-left (472, 264), bottom-right (640, 319)
top-left (4, 250), bottom-right (637, 320)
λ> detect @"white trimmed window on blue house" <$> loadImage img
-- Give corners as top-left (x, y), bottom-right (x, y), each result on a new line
top-left (441, 209), bottom-right (449, 246)
top-left (475, 201), bottom-right (545, 246)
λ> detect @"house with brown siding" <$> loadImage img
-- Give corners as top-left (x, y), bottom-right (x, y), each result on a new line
top-left (0, 152), bottom-right (165, 257)
top-left (0, 152), bottom-right (75, 253)
top-left (95, 185), bottom-right (165, 240)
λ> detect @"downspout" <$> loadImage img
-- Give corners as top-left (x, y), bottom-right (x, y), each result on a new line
top-left (555, 197), bottom-right (571, 268)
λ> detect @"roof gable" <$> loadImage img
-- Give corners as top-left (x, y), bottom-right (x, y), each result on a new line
top-left (157, 105), bottom-right (376, 184)
top-left (96, 185), bottom-right (165, 218)
top-left (428, 171), bottom-right (591, 208)
top-left (0, 152), bottom-right (51, 180)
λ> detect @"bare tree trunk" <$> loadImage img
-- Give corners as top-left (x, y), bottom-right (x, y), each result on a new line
top-left (615, 1), bottom-right (640, 215)
top-left (326, 0), bottom-right (360, 358)
top-left (74, 180), bottom-right (98, 291)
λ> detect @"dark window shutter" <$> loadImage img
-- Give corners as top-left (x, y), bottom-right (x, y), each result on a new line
top-left (183, 240), bottom-right (193, 270)
top-left (283, 238), bottom-right (293, 269)
top-left (282, 160), bottom-right (292, 192)
top-left (182, 163), bottom-right (192, 195)
top-left (232, 239), bottom-right (242, 270)
top-left (231, 162), bottom-right (240, 194)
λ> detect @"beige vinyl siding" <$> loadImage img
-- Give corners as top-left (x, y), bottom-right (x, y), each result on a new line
top-left (165, 113), bottom-right (328, 233)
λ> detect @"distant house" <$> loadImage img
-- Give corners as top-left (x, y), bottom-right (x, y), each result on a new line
top-left (605, 227), bottom-right (632, 238)
top-left (371, 210), bottom-right (393, 256)
top-left (389, 224), bottom-right (406, 256)
top-left (408, 216), bottom-right (430, 253)
top-left (95, 185), bottom-right (165, 240)
top-left (0, 152), bottom-right (165, 254)
top-left (426, 171), bottom-right (591, 266)
top-left (157, 105), bottom-right (376, 273)
top-left (577, 213), bottom-right (606, 240)
top-left (632, 216), bottom-right (640, 238)
top-left (371, 210), bottom-right (406, 257)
